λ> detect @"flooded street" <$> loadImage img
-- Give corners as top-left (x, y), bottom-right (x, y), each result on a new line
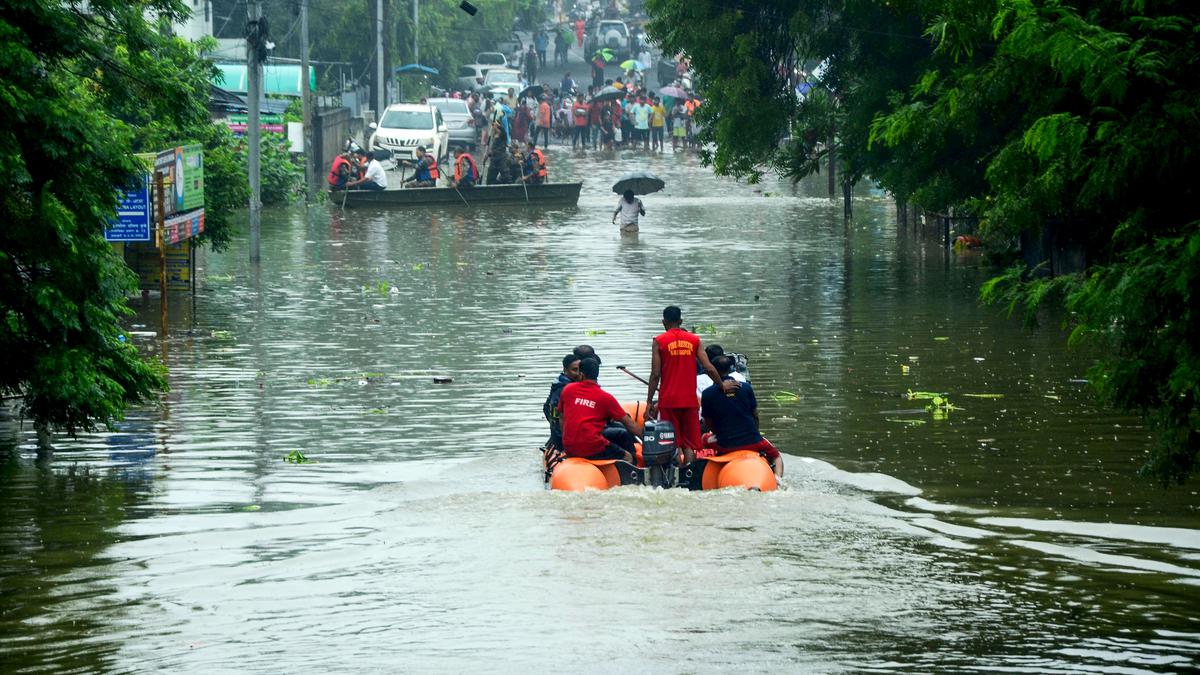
top-left (2, 148), bottom-right (1199, 673)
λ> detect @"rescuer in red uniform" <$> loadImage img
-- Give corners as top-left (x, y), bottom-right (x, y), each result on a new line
top-left (559, 358), bottom-right (640, 462)
top-left (646, 305), bottom-right (737, 465)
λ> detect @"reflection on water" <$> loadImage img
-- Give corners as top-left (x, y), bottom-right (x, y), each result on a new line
top-left (1, 146), bottom-right (1198, 672)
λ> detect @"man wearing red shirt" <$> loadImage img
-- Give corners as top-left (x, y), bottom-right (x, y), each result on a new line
top-left (560, 358), bottom-right (640, 462)
top-left (646, 305), bottom-right (736, 464)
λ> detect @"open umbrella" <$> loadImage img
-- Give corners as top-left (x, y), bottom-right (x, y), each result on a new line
top-left (592, 48), bottom-right (615, 63)
top-left (519, 84), bottom-right (544, 100)
top-left (659, 85), bottom-right (687, 99)
top-left (590, 85), bottom-right (624, 103)
top-left (612, 171), bottom-right (665, 196)
top-left (619, 59), bottom-right (645, 71)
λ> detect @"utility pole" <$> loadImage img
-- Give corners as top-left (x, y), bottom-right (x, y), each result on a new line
top-left (413, 0), bottom-right (419, 65)
top-left (376, 0), bottom-right (385, 119)
top-left (300, 0), bottom-right (315, 202)
top-left (247, 1), bottom-right (264, 263)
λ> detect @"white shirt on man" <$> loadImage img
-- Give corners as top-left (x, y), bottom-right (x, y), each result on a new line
top-left (616, 197), bottom-right (643, 227)
top-left (364, 159), bottom-right (388, 188)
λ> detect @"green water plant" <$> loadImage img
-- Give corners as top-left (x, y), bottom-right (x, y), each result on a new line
top-left (284, 450), bottom-right (311, 464)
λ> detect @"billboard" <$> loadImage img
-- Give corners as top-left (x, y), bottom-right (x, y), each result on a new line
top-left (104, 172), bottom-right (151, 242)
top-left (154, 144), bottom-right (204, 215)
top-left (105, 153), bottom-right (156, 242)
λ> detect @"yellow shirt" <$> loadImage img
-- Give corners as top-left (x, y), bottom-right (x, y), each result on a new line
top-left (650, 104), bottom-right (665, 127)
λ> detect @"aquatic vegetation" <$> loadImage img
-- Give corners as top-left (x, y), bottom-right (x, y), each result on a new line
top-left (585, 329), bottom-right (607, 336)
top-left (284, 450), bottom-right (312, 464)
top-left (963, 393), bottom-right (1005, 399)
top-left (772, 391), bottom-right (801, 404)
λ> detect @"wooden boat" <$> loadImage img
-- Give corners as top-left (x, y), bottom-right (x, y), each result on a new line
top-left (331, 181), bottom-right (582, 207)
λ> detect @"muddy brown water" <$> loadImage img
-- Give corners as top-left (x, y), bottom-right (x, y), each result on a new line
top-left (1, 148), bottom-right (1198, 672)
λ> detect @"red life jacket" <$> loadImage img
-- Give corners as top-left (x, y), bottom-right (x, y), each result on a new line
top-left (455, 154), bottom-right (479, 183)
top-left (530, 149), bottom-right (547, 178)
top-left (426, 157), bottom-right (439, 180)
top-left (327, 155), bottom-right (351, 186)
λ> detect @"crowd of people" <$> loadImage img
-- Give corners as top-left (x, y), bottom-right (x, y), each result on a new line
top-left (542, 306), bottom-right (784, 478)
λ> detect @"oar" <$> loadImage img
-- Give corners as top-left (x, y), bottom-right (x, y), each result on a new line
top-left (340, 187), bottom-right (349, 211)
top-left (616, 365), bottom-right (649, 385)
top-left (520, 172), bottom-right (530, 203)
top-left (453, 184), bottom-right (470, 207)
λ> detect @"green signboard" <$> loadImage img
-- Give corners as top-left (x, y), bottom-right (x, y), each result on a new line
top-left (154, 144), bottom-right (204, 215)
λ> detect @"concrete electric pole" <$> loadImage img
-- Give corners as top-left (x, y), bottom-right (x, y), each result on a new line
top-left (300, 0), bottom-right (315, 202)
top-left (246, 1), bottom-right (264, 262)
top-left (376, 0), bottom-right (385, 120)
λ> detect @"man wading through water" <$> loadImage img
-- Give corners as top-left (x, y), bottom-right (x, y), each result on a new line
top-left (646, 305), bottom-right (736, 465)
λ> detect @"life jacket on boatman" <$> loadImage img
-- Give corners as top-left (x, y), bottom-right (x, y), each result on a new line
top-left (403, 146), bottom-right (439, 188)
top-left (327, 153), bottom-right (354, 189)
top-left (452, 148), bottom-right (479, 188)
top-left (521, 142), bottom-right (547, 184)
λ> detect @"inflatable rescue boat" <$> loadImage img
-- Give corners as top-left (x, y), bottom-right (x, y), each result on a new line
top-left (544, 402), bottom-right (778, 493)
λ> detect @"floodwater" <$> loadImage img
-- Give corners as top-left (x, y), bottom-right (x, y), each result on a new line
top-left (2, 147), bottom-right (1198, 673)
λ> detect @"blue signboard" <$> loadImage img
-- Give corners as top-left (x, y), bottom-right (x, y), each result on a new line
top-left (105, 175), bottom-right (151, 242)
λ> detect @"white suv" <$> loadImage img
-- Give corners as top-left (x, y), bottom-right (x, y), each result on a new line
top-left (368, 103), bottom-right (450, 162)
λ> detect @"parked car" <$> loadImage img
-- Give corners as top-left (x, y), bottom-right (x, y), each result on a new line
top-left (494, 32), bottom-right (524, 65)
top-left (456, 64), bottom-right (488, 92)
top-left (585, 19), bottom-right (630, 60)
top-left (474, 52), bottom-right (508, 69)
top-left (482, 68), bottom-right (523, 98)
top-left (425, 97), bottom-right (475, 150)
top-left (368, 103), bottom-right (449, 163)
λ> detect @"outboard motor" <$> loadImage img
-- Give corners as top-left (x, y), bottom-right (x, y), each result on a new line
top-left (641, 419), bottom-right (677, 488)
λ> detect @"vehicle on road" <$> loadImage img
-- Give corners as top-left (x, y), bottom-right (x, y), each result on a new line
top-left (585, 19), bottom-right (630, 60)
top-left (456, 64), bottom-right (488, 91)
top-left (368, 103), bottom-right (449, 163)
top-left (425, 97), bottom-right (475, 149)
top-left (494, 32), bottom-right (524, 65)
top-left (474, 52), bottom-right (508, 69)
top-left (482, 68), bottom-right (523, 98)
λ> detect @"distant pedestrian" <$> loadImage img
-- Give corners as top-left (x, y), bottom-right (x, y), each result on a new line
top-left (650, 96), bottom-right (666, 152)
top-left (574, 18), bottom-right (585, 48)
top-left (632, 95), bottom-right (651, 150)
top-left (571, 95), bottom-right (590, 150)
top-left (554, 29), bottom-right (568, 67)
top-left (534, 97), bottom-right (552, 147)
top-left (524, 45), bottom-right (539, 85)
top-left (534, 31), bottom-right (549, 68)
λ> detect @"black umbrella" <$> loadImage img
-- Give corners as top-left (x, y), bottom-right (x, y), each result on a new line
top-left (612, 171), bottom-right (665, 196)
top-left (519, 84), bottom-right (544, 100)
top-left (590, 85), bottom-right (625, 103)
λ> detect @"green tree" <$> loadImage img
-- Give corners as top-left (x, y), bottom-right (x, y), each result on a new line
top-left (0, 0), bottom-right (213, 441)
top-left (645, 0), bottom-right (1200, 481)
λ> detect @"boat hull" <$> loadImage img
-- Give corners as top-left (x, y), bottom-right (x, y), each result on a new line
top-left (331, 182), bottom-right (582, 207)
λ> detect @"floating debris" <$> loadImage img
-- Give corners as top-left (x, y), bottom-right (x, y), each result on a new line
top-left (585, 329), bottom-right (607, 336)
top-left (886, 418), bottom-right (927, 426)
top-left (963, 393), bottom-right (1005, 399)
top-left (284, 450), bottom-right (314, 464)
top-left (934, 336), bottom-right (950, 341)
top-left (772, 391), bottom-right (801, 403)
top-left (433, 376), bottom-right (453, 384)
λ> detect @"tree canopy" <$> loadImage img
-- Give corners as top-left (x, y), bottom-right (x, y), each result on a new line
top-left (646, 0), bottom-right (1200, 482)
top-left (0, 0), bottom-right (221, 437)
